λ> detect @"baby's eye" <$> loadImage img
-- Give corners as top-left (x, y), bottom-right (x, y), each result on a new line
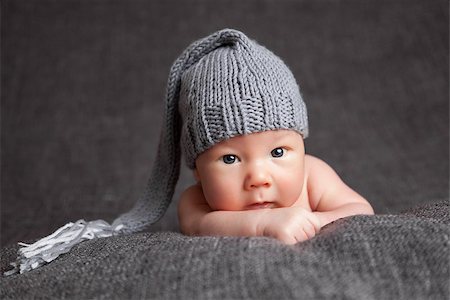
top-left (222, 154), bottom-right (238, 164)
top-left (271, 147), bottom-right (284, 158)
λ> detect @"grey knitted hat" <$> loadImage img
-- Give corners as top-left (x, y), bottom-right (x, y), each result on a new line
top-left (5, 28), bottom-right (308, 275)
top-left (178, 29), bottom-right (308, 169)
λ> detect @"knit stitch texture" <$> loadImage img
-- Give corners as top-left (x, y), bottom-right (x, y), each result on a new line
top-left (179, 29), bottom-right (308, 168)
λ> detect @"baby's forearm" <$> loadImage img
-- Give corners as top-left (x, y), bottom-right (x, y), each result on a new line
top-left (313, 202), bottom-right (374, 226)
top-left (186, 206), bottom-right (322, 246)
top-left (192, 209), bottom-right (267, 237)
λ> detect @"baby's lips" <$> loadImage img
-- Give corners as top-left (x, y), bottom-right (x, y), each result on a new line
top-left (245, 202), bottom-right (275, 210)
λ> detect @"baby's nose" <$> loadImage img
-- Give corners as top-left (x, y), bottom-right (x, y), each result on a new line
top-left (244, 164), bottom-right (272, 190)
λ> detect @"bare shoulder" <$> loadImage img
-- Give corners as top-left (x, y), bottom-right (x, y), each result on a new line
top-left (304, 154), bottom-right (343, 210)
top-left (304, 154), bottom-right (372, 213)
top-left (304, 154), bottom-right (338, 177)
top-left (178, 184), bottom-right (212, 235)
top-left (179, 184), bottom-right (205, 202)
top-left (304, 154), bottom-right (324, 166)
top-left (178, 184), bottom-right (210, 211)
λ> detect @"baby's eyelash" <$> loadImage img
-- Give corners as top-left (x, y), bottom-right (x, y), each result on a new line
top-left (221, 154), bottom-right (240, 164)
top-left (271, 147), bottom-right (285, 158)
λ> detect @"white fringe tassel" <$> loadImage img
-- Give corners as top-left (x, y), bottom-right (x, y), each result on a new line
top-left (4, 219), bottom-right (124, 276)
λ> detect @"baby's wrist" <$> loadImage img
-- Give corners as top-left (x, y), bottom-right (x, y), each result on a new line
top-left (254, 209), bottom-right (273, 237)
top-left (312, 212), bottom-right (328, 227)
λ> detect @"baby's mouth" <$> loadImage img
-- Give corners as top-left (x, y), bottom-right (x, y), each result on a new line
top-left (245, 202), bottom-right (275, 210)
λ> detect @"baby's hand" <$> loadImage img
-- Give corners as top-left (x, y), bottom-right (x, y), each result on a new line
top-left (259, 206), bottom-right (321, 245)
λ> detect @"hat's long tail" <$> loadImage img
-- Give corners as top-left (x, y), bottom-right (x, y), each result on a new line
top-left (4, 29), bottom-right (249, 276)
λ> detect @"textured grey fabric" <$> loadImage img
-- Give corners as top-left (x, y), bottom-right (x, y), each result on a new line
top-left (1, 201), bottom-right (449, 299)
top-left (1, 0), bottom-right (448, 298)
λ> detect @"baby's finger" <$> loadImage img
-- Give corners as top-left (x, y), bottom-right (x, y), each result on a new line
top-left (296, 230), bottom-right (309, 242)
top-left (276, 229), bottom-right (298, 245)
top-left (309, 214), bottom-right (322, 233)
top-left (302, 223), bottom-right (316, 239)
top-left (283, 234), bottom-right (299, 245)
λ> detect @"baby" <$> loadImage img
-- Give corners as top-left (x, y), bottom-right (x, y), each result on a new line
top-left (176, 29), bottom-right (373, 244)
top-left (7, 28), bottom-right (374, 275)
top-left (178, 129), bottom-right (374, 244)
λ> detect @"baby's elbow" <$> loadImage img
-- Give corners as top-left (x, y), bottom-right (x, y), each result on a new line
top-left (179, 218), bottom-right (196, 236)
top-left (179, 208), bottom-right (209, 236)
top-left (178, 211), bottom-right (201, 236)
top-left (350, 194), bottom-right (375, 216)
top-left (177, 184), bottom-right (211, 236)
top-left (359, 201), bottom-right (375, 215)
top-left (180, 223), bottom-right (194, 236)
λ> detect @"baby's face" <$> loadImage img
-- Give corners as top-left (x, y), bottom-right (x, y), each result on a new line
top-left (194, 130), bottom-right (305, 211)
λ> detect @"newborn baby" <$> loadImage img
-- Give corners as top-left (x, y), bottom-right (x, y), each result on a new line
top-left (173, 29), bottom-right (374, 244)
top-left (178, 129), bottom-right (374, 244)
top-left (6, 28), bottom-right (375, 275)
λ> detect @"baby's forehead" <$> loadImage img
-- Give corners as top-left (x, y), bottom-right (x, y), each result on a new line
top-left (212, 129), bottom-right (302, 148)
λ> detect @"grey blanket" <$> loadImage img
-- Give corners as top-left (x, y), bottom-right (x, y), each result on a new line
top-left (2, 0), bottom-right (448, 299)
top-left (1, 201), bottom-right (448, 299)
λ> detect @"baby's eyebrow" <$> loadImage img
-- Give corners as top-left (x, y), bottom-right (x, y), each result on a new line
top-left (215, 146), bottom-right (238, 153)
top-left (272, 132), bottom-right (296, 142)
top-left (207, 144), bottom-right (238, 155)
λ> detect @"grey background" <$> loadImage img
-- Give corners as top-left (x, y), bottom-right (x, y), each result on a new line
top-left (2, 0), bottom-right (448, 247)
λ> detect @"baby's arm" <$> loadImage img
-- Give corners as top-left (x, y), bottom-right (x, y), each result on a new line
top-left (178, 184), bottom-right (321, 244)
top-left (306, 155), bottom-right (374, 226)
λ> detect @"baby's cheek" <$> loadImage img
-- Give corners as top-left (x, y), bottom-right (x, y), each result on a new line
top-left (277, 170), bottom-right (304, 205)
top-left (202, 178), bottom-right (238, 211)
